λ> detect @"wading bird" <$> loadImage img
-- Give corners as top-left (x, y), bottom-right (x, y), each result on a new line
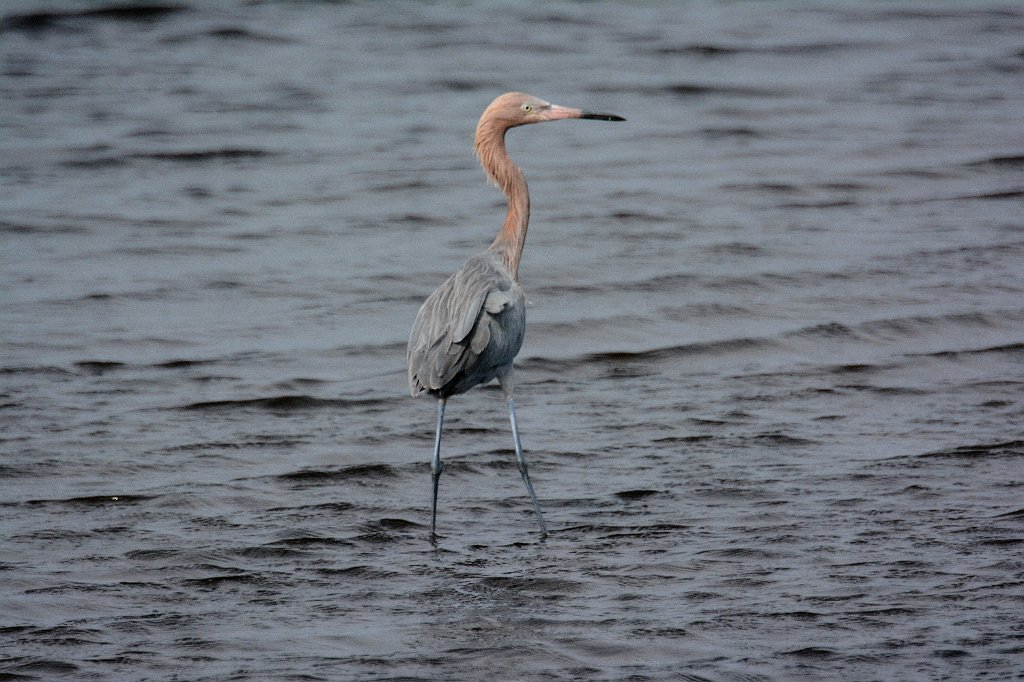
top-left (407, 92), bottom-right (624, 536)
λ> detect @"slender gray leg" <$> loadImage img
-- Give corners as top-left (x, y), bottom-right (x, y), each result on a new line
top-left (506, 397), bottom-right (547, 535)
top-left (431, 398), bottom-right (446, 536)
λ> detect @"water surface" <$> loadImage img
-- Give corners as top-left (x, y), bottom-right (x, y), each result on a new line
top-left (2, 1), bottom-right (1023, 679)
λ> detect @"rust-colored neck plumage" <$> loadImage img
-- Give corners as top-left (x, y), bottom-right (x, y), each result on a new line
top-left (475, 115), bottom-right (530, 280)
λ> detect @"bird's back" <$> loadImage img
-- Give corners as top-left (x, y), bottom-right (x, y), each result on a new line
top-left (408, 252), bottom-right (526, 399)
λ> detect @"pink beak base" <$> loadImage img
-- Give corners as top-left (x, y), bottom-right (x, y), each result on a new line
top-left (545, 104), bottom-right (625, 122)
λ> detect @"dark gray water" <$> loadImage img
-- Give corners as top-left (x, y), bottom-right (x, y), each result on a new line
top-left (3, 1), bottom-right (1024, 679)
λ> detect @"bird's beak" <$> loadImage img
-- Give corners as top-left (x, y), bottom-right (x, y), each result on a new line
top-left (544, 104), bottom-right (626, 122)
top-left (579, 110), bottom-right (626, 122)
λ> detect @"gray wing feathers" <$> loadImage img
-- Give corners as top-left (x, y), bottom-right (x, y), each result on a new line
top-left (408, 254), bottom-right (525, 397)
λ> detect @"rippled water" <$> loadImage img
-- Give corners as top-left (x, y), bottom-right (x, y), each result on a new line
top-left (3, 1), bottom-right (1024, 679)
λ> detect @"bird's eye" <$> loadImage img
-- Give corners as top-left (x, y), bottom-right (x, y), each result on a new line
top-left (522, 104), bottom-right (533, 112)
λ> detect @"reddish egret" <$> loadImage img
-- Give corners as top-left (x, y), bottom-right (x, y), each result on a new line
top-left (407, 92), bottom-right (624, 536)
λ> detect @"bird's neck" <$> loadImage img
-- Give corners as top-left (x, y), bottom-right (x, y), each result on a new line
top-left (490, 167), bottom-right (530, 279)
top-left (476, 125), bottom-right (530, 280)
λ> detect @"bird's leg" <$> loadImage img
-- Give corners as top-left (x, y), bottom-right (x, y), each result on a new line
top-left (507, 399), bottom-right (547, 535)
top-left (431, 398), bottom-right (447, 536)
top-left (500, 379), bottom-right (547, 535)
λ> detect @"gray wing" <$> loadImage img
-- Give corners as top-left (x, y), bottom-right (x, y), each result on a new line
top-left (408, 253), bottom-right (526, 397)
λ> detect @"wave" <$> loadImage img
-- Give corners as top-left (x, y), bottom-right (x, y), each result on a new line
top-left (964, 154), bottom-right (1024, 169)
top-left (856, 311), bottom-right (1012, 339)
top-left (317, 564), bottom-right (404, 579)
top-left (431, 78), bottom-right (504, 93)
top-left (179, 395), bottom-right (397, 412)
top-left (154, 358), bottom-right (219, 369)
top-left (275, 464), bottom-right (399, 487)
top-left (591, 82), bottom-right (794, 99)
top-left (561, 523), bottom-right (692, 540)
top-left (529, 335), bottom-right (772, 373)
top-left (875, 440), bottom-right (1024, 468)
top-left (63, 148), bottom-right (274, 169)
top-left (4, 359), bottom-right (223, 377)
top-left (776, 199), bottom-right (858, 209)
top-left (1, 365), bottom-right (75, 377)
top-left (160, 27), bottom-right (296, 45)
top-left (833, 384), bottom-right (928, 396)
top-left (163, 438), bottom-right (306, 453)
top-left (182, 572), bottom-right (261, 589)
top-left (606, 210), bottom-right (680, 223)
top-left (525, 308), bottom-right (1022, 377)
top-left (721, 182), bottom-right (804, 194)
top-left (700, 127), bottom-right (765, 140)
top-left (885, 189), bottom-right (1024, 205)
top-left (749, 433), bottom-right (820, 447)
top-left (614, 489), bottom-right (661, 500)
top-left (0, 220), bottom-right (90, 235)
top-left (265, 535), bottom-right (355, 551)
top-left (912, 342), bottom-right (1024, 358)
top-left (73, 360), bottom-right (126, 375)
top-left (1, 5), bottom-right (185, 32)
top-left (918, 441), bottom-right (1024, 460)
top-left (352, 518), bottom-right (423, 544)
top-left (3, 494), bottom-right (156, 509)
top-left (873, 7), bottom-right (1024, 20)
top-left (650, 41), bottom-right (881, 58)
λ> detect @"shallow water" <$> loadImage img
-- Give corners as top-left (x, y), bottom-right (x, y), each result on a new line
top-left (2, 1), bottom-right (1024, 679)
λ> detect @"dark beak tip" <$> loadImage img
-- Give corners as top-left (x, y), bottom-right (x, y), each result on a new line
top-left (581, 112), bottom-right (626, 122)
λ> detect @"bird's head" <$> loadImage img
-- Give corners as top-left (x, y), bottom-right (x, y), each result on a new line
top-left (480, 92), bottom-right (625, 130)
